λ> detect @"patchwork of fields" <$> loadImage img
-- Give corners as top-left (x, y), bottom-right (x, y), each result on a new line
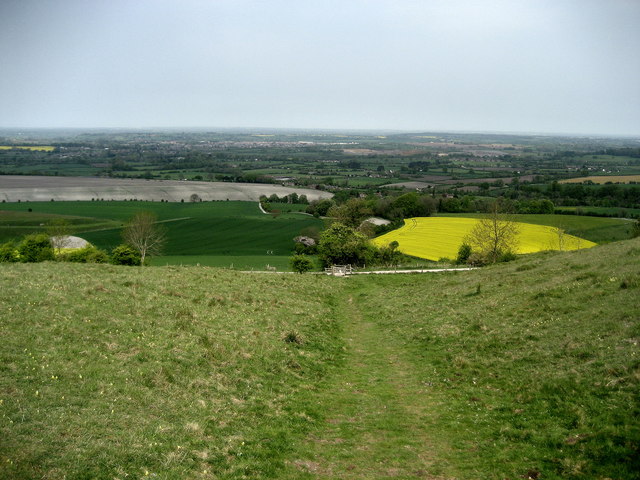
top-left (373, 216), bottom-right (597, 261)
top-left (0, 201), bottom-right (633, 269)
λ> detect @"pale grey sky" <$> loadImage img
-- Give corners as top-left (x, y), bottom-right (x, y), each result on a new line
top-left (0, 0), bottom-right (638, 135)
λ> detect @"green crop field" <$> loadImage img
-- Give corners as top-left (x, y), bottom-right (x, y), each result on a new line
top-left (0, 201), bottom-right (322, 269)
top-left (1, 238), bottom-right (638, 479)
top-left (373, 216), bottom-right (597, 261)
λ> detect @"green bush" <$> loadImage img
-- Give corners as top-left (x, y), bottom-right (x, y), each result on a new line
top-left (290, 255), bottom-right (315, 273)
top-left (60, 246), bottom-right (109, 264)
top-left (110, 244), bottom-right (141, 266)
top-left (456, 243), bottom-right (472, 264)
top-left (0, 241), bottom-right (19, 262)
top-left (376, 240), bottom-right (402, 267)
top-left (17, 234), bottom-right (55, 263)
top-left (318, 222), bottom-right (377, 268)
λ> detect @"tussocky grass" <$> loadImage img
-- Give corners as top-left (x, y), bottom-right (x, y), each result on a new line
top-left (0, 262), bottom-right (344, 479)
top-left (342, 238), bottom-right (640, 479)
top-left (1, 237), bottom-right (639, 479)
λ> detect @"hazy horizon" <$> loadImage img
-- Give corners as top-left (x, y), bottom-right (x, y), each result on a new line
top-left (1, 0), bottom-right (638, 136)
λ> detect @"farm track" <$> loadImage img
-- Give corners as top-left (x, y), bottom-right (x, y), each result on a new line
top-left (283, 290), bottom-right (450, 479)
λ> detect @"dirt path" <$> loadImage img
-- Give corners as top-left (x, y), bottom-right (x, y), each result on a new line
top-left (282, 290), bottom-right (451, 479)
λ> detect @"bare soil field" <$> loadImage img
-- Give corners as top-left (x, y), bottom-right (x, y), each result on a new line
top-left (342, 148), bottom-right (421, 156)
top-left (0, 176), bottom-right (333, 202)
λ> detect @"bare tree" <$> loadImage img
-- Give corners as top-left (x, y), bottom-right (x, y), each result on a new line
top-left (464, 202), bottom-right (519, 263)
top-left (122, 212), bottom-right (166, 265)
top-left (46, 218), bottom-right (71, 254)
top-left (554, 225), bottom-right (567, 251)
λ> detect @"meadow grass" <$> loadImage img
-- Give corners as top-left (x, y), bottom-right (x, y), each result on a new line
top-left (373, 217), bottom-right (596, 261)
top-left (149, 255), bottom-right (298, 271)
top-left (282, 239), bottom-right (639, 479)
top-left (1, 238), bottom-right (639, 478)
top-left (0, 263), bottom-right (344, 479)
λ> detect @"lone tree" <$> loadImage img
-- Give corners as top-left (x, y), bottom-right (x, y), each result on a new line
top-left (464, 201), bottom-right (519, 264)
top-left (46, 218), bottom-right (71, 254)
top-left (122, 211), bottom-right (166, 265)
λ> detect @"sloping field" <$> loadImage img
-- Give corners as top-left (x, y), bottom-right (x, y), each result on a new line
top-left (0, 201), bottom-right (322, 269)
top-left (373, 216), bottom-right (596, 260)
top-left (0, 175), bottom-right (333, 202)
top-left (1, 239), bottom-right (638, 479)
top-left (0, 263), bottom-right (344, 479)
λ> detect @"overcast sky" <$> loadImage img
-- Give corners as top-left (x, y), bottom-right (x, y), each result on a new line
top-left (0, 0), bottom-right (638, 135)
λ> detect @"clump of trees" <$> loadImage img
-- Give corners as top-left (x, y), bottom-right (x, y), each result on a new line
top-left (259, 193), bottom-right (309, 212)
top-left (0, 233), bottom-right (111, 264)
top-left (316, 222), bottom-right (403, 269)
top-left (0, 212), bottom-right (166, 266)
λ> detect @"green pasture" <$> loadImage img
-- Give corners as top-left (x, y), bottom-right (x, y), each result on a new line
top-left (1, 238), bottom-right (638, 478)
top-left (0, 201), bottom-right (322, 269)
top-left (554, 206), bottom-right (640, 218)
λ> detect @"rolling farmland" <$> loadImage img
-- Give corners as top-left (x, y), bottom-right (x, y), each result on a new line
top-left (0, 201), bottom-right (321, 269)
top-left (373, 217), bottom-right (596, 261)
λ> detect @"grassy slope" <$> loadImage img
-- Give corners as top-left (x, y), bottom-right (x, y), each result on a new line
top-left (0, 210), bottom-right (119, 242)
top-left (343, 239), bottom-right (640, 479)
top-left (0, 264), bottom-right (344, 479)
top-left (1, 239), bottom-right (639, 479)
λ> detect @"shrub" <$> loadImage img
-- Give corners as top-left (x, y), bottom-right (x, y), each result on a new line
top-left (498, 250), bottom-right (518, 263)
top-left (376, 241), bottom-right (402, 267)
top-left (111, 244), bottom-right (142, 266)
top-left (60, 246), bottom-right (109, 264)
top-left (456, 243), bottom-right (472, 264)
top-left (17, 234), bottom-right (55, 263)
top-left (318, 222), bottom-right (377, 268)
top-left (0, 241), bottom-right (19, 262)
top-left (290, 255), bottom-right (314, 274)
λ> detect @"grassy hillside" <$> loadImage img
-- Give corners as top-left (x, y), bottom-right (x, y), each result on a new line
top-left (1, 238), bottom-right (638, 479)
top-left (0, 264), bottom-right (344, 479)
top-left (341, 239), bottom-right (640, 479)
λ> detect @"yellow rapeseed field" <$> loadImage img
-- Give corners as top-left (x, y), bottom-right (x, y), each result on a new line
top-left (0, 145), bottom-right (55, 151)
top-left (373, 217), bottom-right (596, 261)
